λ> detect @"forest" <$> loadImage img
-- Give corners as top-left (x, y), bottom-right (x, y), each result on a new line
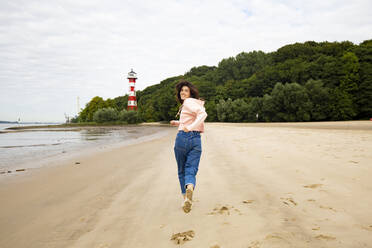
top-left (74, 39), bottom-right (372, 123)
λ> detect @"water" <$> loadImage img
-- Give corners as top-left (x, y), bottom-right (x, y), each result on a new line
top-left (0, 123), bottom-right (171, 173)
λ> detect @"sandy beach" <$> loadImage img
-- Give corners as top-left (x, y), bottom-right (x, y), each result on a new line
top-left (1, 121), bottom-right (372, 248)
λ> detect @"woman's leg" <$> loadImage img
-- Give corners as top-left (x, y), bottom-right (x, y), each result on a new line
top-left (184, 137), bottom-right (202, 192)
top-left (174, 146), bottom-right (187, 195)
top-left (183, 145), bottom-right (200, 213)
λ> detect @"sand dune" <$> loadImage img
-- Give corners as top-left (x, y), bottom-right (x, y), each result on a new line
top-left (1, 121), bottom-right (372, 248)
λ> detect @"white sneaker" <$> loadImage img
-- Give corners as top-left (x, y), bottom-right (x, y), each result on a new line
top-left (183, 198), bottom-right (192, 213)
top-left (186, 187), bottom-right (193, 202)
top-left (183, 187), bottom-right (193, 213)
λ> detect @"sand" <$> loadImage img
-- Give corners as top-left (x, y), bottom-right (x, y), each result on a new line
top-left (0, 121), bottom-right (372, 248)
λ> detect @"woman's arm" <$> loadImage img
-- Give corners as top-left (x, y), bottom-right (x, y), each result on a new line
top-left (170, 120), bottom-right (180, 126)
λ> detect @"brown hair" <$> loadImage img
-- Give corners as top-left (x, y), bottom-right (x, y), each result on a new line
top-left (175, 80), bottom-right (200, 104)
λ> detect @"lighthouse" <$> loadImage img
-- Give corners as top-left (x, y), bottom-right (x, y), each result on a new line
top-left (127, 69), bottom-right (137, 110)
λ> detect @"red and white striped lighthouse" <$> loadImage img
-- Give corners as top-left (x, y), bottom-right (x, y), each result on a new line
top-left (127, 69), bottom-right (137, 110)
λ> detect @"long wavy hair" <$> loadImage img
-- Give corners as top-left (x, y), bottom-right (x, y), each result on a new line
top-left (175, 80), bottom-right (200, 104)
top-left (175, 81), bottom-right (201, 118)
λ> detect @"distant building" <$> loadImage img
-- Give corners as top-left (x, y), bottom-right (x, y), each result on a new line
top-left (127, 69), bottom-right (137, 110)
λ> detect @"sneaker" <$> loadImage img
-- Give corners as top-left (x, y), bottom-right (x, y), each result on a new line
top-left (183, 198), bottom-right (192, 213)
top-left (183, 187), bottom-right (193, 213)
top-left (186, 187), bottom-right (193, 202)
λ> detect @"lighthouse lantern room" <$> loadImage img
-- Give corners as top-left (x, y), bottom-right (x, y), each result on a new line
top-left (127, 69), bottom-right (137, 110)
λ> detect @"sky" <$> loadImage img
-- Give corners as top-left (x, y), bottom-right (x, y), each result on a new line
top-left (0, 0), bottom-right (371, 122)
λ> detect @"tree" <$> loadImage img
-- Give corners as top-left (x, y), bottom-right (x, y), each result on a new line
top-left (93, 107), bottom-right (119, 123)
top-left (328, 88), bottom-right (356, 120)
top-left (261, 94), bottom-right (276, 122)
top-left (79, 96), bottom-right (107, 122)
top-left (354, 40), bottom-right (372, 119)
top-left (119, 110), bottom-right (141, 124)
top-left (185, 65), bottom-right (217, 77)
top-left (205, 100), bottom-right (217, 122)
top-left (304, 79), bottom-right (331, 121)
top-left (112, 95), bottom-right (128, 111)
top-left (340, 52), bottom-right (359, 94)
top-left (230, 99), bottom-right (249, 122)
top-left (269, 83), bottom-right (312, 122)
top-left (246, 97), bottom-right (264, 122)
top-left (216, 99), bottom-right (234, 121)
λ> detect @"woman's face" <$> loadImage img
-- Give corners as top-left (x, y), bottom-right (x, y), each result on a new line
top-left (180, 86), bottom-right (190, 100)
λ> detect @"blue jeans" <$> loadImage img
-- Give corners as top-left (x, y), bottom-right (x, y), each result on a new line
top-left (174, 131), bottom-right (202, 194)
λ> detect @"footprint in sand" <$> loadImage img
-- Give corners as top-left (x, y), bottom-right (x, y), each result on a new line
top-left (265, 233), bottom-right (285, 241)
top-left (283, 217), bottom-right (296, 222)
top-left (233, 208), bottom-right (243, 215)
top-left (208, 205), bottom-right (242, 216)
top-left (315, 234), bottom-right (336, 241)
top-left (319, 205), bottom-right (337, 212)
top-left (251, 232), bottom-right (303, 247)
top-left (263, 232), bottom-right (292, 245)
top-left (170, 230), bottom-right (195, 245)
top-left (243, 200), bottom-right (254, 204)
top-left (208, 205), bottom-right (230, 215)
top-left (280, 197), bottom-right (297, 206)
top-left (361, 225), bottom-right (372, 231)
top-left (308, 199), bottom-right (337, 212)
top-left (303, 184), bottom-right (322, 189)
top-left (247, 240), bottom-right (260, 248)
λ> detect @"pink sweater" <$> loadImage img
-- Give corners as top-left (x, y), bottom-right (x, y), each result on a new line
top-left (175, 98), bottom-right (208, 133)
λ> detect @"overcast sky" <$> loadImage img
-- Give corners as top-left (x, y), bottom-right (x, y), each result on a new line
top-left (0, 0), bottom-right (371, 122)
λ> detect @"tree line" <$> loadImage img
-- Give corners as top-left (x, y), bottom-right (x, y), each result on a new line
top-left (74, 39), bottom-right (372, 123)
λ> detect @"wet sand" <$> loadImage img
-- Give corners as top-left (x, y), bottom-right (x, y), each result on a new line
top-left (0, 121), bottom-right (372, 248)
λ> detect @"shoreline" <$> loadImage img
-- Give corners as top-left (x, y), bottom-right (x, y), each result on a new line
top-left (2, 122), bottom-right (170, 131)
top-left (3, 119), bottom-right (371, 132)
top-left (0, 126), bottom-right (173, 180)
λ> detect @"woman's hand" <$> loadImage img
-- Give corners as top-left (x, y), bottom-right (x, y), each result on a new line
top-left (170, 120), bottom-right (179, 126)
top-left (182, 126), bottom-right (190, 132)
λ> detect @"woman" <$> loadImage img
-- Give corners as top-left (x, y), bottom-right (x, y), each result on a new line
top-left (170, 81), bottom-right (208, 213)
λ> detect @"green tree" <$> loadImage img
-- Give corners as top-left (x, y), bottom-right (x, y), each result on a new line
top-left (261, 94), bottom-right (276, 122)
top-left (230, 99), bottom-right (249, 122)
top-left (205, 100), bottom-right (217, 122)
top-left (185, 65), bottom-right (217, 77)
top-left (329, 88), bottom-right (356, 120)
top-left (354, 40), bottom-right (372, 119)
top-left (93, 107), bottom-right (119, 123)
top-left (339, 52), bottom-right (360, 115)
top-left (340, 52), bottom-right (359, 94)
top-left (119, 110), bottom-right (141, 124)
top-left (216, 99), bottom-right (234, 121)
top-left (112, 95), bottom-right (128, 111)
top-left (270, 83), bottom-right (312, 121)
top-left (80, 96), bottom-right (107, 122)
top-left (304, 79), bottom-right (331, 121)
top-left (246, 97), bottom-right (264, 122)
